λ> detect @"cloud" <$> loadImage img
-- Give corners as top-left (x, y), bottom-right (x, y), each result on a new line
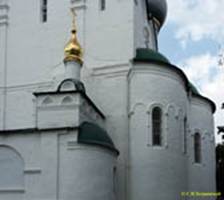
top-left (167, 0), bottom-right (224, 44)
top-left (180, 53), bottom-right (218, 87)
top-left (165, 0), bottom-right (224, 143)
top-left (179, 53), bottom-right (224, 143)
top-left (202, 69), bottom-right (224, 143)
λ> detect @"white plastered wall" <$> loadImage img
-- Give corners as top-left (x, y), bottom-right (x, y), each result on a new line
top-left (0, 130), bottom-right (117, 200)
top-left (1, 0), bottom-right (135, 130)
top-left (188, 97), bottom-right (216, 197)
top-left (128, 62), bottom-right (189, 200)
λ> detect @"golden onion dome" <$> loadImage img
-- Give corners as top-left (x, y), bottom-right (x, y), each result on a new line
top-left (64, 9), bottom-right (83, 64)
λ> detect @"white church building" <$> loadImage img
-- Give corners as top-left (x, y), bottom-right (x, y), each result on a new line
top-left (0, 0), bottom-right (217, 200)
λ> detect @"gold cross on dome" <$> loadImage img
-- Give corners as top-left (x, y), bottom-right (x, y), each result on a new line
top-left (70, 8), bottom-right (77, 30)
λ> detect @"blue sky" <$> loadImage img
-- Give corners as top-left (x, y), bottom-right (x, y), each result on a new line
top-left (158, 0), bottom-right (224, 143)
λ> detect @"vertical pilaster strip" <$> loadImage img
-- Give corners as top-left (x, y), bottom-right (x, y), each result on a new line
top-left (0, 1), bottom-right (9, 129)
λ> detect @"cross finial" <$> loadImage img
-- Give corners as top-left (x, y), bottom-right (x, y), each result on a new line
top-left (218, 45), bottom-right (224, 67)
top-left (70, 8), bottom-right (77, 31)
top-left (63, 7), bottom-right (83, 64)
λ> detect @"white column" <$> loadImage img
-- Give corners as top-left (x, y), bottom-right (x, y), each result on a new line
top-left (64, 60), bottom-right (81, 80)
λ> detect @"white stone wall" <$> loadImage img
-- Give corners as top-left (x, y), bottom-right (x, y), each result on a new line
top-left (83, 0), bottom-right (134, 68)
top-left (3, 0), bottom-right (135, 85)
top-left (0, 130), bottom-right (116, 200)
top-left (188, 97), bottom-right (216, 197)
top-left (81, 59), bottom-right (216, 200)
top-left (0, 0), bottom-right (217, 200)
top-left (134, 0), bottom-right (157, 50)
top-left (35, 91), bottom-right (105, 129)
top-left (83, 63), bottom-right (131, 200)
top-left (128, 63), bottom-right (188, 200)
top-left (5, 83), bottom-right (52, 129)
top-left (0, 0), bottom-right (136, 130)
top-left (58, 139), bottom-right (117, 200)
top-left (0, 0), bottom-right (9, 129)
top-left (0, 132), bottom-right (42, 200)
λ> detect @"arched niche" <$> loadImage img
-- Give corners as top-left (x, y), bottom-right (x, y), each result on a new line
top-left (61, 96), bottom-right (74, 105)
top-left (0, 145), bottom-right (25, 189)
top-left (41, 96), bottom-right (53, 105)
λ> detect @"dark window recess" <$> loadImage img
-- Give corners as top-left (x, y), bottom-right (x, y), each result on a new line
top-left (100, 0), bottom-right (106, 11)
top-left (184, 117), bottom-right (187, 153)
top-left (41, 0), bottom-right (47, 22)
top-left (194, 133), bottom-right (202, 163)
top-left (152, 107), bottom-right (162, 146)
top-left (113, 167), bottom-right (117, 194)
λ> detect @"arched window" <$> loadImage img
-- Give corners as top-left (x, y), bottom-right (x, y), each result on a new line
top-left (152, 107), bottom-right (162, 146)
top-left (194, 133), bottom-right (201, 163)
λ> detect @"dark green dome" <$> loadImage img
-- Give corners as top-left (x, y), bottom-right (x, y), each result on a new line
top-left (146, 0), bottom-right (167, 27)
top-left (78, 122), bottom-right (119, 155)
top-left (134, 48), bottom-right (170, 64)
top-left (188, 82), bottom-right (200, 95)
top-left (133, 48), bottom-right (216, 113)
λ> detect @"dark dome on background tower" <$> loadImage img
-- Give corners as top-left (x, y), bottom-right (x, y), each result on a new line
top-left (146, 0), bottom-right (167, 28)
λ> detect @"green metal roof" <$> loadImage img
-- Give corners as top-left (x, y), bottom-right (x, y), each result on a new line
top-left (78, 122), bottom-right (119, 155)
top-left (188, 82), bottom-right (200, 95)
top-left (134, 49), bottom-right (200, 95)
top-left (134, 48), bottom-right (170, 64)
top-left (133, 48), bottom-right (216, 113)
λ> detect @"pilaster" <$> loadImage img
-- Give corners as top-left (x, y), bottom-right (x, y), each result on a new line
top-left (0, 1), bottom-right (9, 85)
top-left (0, 0), bottom-right (9, 129)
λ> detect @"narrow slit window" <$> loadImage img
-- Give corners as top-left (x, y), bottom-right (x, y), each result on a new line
top-left (194, 133), bottom-right (201, 163)
top-left (183, 117), bottom-right (187, 154)
top-left (152, 107), bottom-right (162, 146)
top-left (41, 0), bottom-right (48, 23)
top-left (113, 167), bottom-right (117, 194)
top-left (100, 0), bottom-right (106, 11)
